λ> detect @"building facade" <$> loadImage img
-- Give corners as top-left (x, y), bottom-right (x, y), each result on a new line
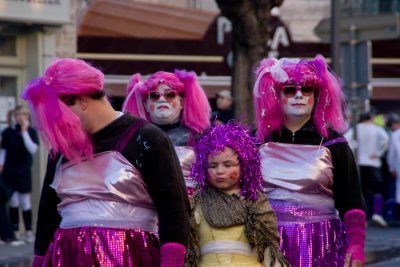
top-left (2, 0), bottom-right (400, 231)
top-left (0, 0), bottom-right (81, 226)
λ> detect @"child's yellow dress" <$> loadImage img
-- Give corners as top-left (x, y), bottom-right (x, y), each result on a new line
top-left (196, 203), bottom-right (263, 267)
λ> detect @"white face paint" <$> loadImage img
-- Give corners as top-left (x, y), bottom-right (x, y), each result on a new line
top-left (145, 83), bottom-right (182, 125)
top-left (280, 85), bottom-right (315, 120)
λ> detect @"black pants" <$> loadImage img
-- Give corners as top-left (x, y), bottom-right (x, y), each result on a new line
top-left (0, 178), bottom-right (14, 241)
top-left (0, 203), bottom-right (14, 241)
top-left (360, 165), bottom-right (384, 218)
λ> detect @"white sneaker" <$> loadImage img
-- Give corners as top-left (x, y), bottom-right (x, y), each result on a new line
top-left (25, 230), bottom-right (35, 244)
top-left (372, 214), bottom-right (388, 227)
top-left (9, 240), bottom-right (25, 246)
top-left (14, 231), bottom-right (21, 240)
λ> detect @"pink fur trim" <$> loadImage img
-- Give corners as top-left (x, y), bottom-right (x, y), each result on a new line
top-left (160, 242), bottom-right (186, 267)
top-left (344, 209), bottom-right (366, 264)
top-left (31, 255), bottom-right (44, 267)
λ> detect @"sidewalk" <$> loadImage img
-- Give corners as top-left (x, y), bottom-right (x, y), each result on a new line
top-left (0, 241), bottom-right (32, 267)
top-left (0, 225), bottom-right (399, 266)
top-left (365, 225), bottom-right (400, 265)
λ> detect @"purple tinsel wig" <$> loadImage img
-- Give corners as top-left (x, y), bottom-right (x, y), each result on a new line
top-left (253, 54), bottom-right (347, 140)
top-left (21, 58), bottom-right (104, 162)
top-left (191, 121), bottom-right (262, 201)
top-left (122, 70), bottom-right (211, 134)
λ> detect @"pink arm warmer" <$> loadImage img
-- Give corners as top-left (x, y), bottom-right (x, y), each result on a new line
top-left (160, 242), bottom-right (186, 267)
top-left (343, 209), bottom-right (366, 264)
top-left (31, 255), bottom-right (44, 267)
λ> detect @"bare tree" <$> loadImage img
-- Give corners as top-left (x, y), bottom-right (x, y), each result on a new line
top-left (215, 0), bottom-right (283, 125)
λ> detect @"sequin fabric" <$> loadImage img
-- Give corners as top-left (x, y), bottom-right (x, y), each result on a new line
top-left (274, 204), bottom-right (347, 267)
top-left (42, 227), bottom-right (160, 267)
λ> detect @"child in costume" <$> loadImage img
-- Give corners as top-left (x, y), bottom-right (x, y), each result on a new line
top-left (23, 58), bottom-right (190, 267)
top-left (123, 71), bottom-right (211, 197)
top-left (254, 55), bottom-right (366, 267)
top-left (186, 122), bottom-right (289, 267)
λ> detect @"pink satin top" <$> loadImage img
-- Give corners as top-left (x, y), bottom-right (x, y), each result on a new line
top-left (51, 151), bottom-right (158, 231)
top-left (175, 146), bottom-right (196, 189)
top-left (260, 142), bottom-right (337, 223)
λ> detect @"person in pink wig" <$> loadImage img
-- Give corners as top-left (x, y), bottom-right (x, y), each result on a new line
top-left (23, 58), bottom-right (190, 267)
top-left (123, 70), bottom-right (211, 198)
top-left (254, 55), bottom-right (366, 267)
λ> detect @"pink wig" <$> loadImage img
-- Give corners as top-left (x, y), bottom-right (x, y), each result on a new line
top-left (21, 58), bottom-right (104, 162)
top-left (253, 54), bottom-right (347, 140)
top-left (123, 70), bottom-right (211, 134)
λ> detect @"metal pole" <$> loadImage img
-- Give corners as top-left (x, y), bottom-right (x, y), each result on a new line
top-left (349, 24), bottom-right (360, 162)
top-left (331, 0), bottom-right (341, 73)
top-left (349, 24), bottom-right (357, 103)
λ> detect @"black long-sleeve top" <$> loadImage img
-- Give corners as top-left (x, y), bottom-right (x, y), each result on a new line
top-left (34, 113), bottom-right (190, 256)
top-left (268, 120), bottom-right (365, 220)
top-left (1, 125), bottom-right (39, 193)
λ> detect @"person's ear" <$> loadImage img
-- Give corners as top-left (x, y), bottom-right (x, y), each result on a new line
top-left (144, 98), bottom-right (150, 112)
top-left (179, 96), bottom-right (183, 110)
top-left (78, 96), bottom-right (89, 111)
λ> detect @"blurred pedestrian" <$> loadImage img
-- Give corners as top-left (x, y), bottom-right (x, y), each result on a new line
top-left (23, 58), bottom-right (190, 267)
top-left (186, 122), bottom-right (289, 267)
top-left (211, 89), bottom-right (234, 125)
top-left (0, 106), bottom-right (39, 243)
top-left (254, 55), bottom-right (366, 266)
top-left (345, 111), bottom-right (389, 227)
top-left (123, 70), bottom-right (211, 198)
top-left (386, 112), bottom-right (400, 222)
top-left (0, 109), bottom-right (14, 244)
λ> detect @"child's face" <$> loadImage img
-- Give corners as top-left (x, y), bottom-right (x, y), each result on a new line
top-left (207, 147), bottom-right (241, 192)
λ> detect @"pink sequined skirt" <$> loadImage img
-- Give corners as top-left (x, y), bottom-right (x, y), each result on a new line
top-left (272, 200), bottom-right (348, 267)
top-left (42, 227), bottom-right (160, 267)
top-left (278, 217), bottom-right (347, 267)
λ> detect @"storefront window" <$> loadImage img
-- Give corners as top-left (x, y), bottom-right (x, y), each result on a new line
top-left (0, 76), bottom-right (17, 133)
top-left (379, 0), bottom-right (400, 13)
top-left (341, 0), bottom-right (400, 16)
top-left (0, 36), bottom-right (17, 56)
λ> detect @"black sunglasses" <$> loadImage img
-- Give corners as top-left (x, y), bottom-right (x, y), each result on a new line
top-left (282, 86), bottom-right (314, 98)
top-left (149, 90), bottom-right (178, 102)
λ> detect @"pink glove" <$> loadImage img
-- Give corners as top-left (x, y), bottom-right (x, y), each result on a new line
top-left (344, 209), bottom-right (366, 265)
top-left (160, 242), bottom-right (186, 267)
top-left (31, 255), bottom-right (44, 267)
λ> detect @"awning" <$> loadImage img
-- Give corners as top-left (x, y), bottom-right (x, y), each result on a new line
top-left (79, 0), bottom-right (217, 39)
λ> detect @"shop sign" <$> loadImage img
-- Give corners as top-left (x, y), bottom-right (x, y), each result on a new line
top-left (0, 0), bottom-right (70, 25)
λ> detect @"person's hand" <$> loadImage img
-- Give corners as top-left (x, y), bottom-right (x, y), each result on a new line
top-left (0, 164), bottom-right (3, 173)
top-left (20, 118), bottom-right (29, 132)
top-left (391, 170), bottom-right (397, 177)
top-left (344, 253), bottom-right (364, 267)
top-left (369, 153), bottom-right (379, 160)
